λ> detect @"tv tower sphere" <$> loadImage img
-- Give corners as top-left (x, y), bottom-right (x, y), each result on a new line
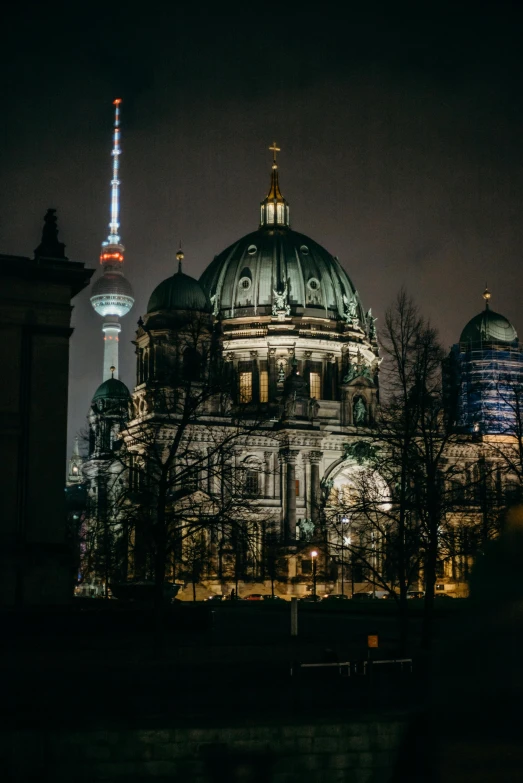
top-left (90, 270), bottom-right (134, 317)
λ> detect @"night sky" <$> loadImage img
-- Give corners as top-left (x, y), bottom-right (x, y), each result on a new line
top-left (1, 4), bottom-right (523, 458)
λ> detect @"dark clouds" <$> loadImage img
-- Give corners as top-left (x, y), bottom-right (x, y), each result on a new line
top-left (1, 4), bottom-right (523, 455)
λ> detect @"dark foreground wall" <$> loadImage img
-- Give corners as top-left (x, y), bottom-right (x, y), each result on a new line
top-left (2, 716), bottom-right (408, 782)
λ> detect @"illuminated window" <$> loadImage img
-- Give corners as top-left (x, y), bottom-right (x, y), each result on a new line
top-left (259, 370), bottom-right (269, 403)
top-left (310, 371), bottom-right (321, 399)
top-left (277, 204), bottom-right (284, 224)
top-left (295, 479), bottom-right (300, 496)
top-left (239, 372), bottom-right (253, 403)
top-left (266, 204), bottom-right (275, 223)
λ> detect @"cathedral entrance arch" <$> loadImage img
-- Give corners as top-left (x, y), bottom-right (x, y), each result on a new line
top-left (323, 458), bottom-right (391, 594)
top-left (325, 458), bottom-right (390, 510)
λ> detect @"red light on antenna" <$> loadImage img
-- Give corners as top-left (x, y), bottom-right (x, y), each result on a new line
top-left (113, 98), bottom-right (122, 105)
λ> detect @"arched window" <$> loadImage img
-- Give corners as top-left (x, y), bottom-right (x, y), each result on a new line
top-left (183, 347), bottom-right (202, 381)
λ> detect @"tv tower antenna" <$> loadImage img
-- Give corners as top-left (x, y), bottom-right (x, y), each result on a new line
top-left (90, 99), bottom-right (134, 381)
top-left (108, 98), bottom-right (122, 245)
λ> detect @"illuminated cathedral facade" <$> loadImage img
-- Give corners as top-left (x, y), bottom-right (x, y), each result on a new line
top-left (76, 139), bottom-right (523, 599)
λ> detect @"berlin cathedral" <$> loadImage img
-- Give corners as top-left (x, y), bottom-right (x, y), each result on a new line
top-left (70, 144), bottom-right (523, 600)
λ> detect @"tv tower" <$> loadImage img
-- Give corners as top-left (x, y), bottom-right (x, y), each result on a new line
top-left (90, 99), bottom-right (134, 380)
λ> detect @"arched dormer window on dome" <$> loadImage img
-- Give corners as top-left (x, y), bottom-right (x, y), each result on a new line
top-left (260, 143), bottom-right (290, 228)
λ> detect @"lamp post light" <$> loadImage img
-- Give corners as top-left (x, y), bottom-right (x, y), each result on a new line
top-left (340, 516), bottom-right (349, 596)
top-left (311, 550), bottom-right (318, 598)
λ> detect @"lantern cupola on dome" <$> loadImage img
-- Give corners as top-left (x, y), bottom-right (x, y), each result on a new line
top-left (260, 142), bottom-right (290, 228)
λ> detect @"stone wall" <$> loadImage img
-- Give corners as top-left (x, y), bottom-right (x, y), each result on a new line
top-left (3, 716), bottom-right (408, 782)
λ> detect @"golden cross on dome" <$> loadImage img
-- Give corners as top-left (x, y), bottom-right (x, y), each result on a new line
top-left (269, 142), bottom-right (281, 167)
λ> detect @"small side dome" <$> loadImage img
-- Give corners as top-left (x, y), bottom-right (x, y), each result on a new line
top-left (92, 377), bottom-right (131, 403)
top-left (147, 270), bottom-right (211, 314)
top-left (460, 310), bottom-right (518, 345)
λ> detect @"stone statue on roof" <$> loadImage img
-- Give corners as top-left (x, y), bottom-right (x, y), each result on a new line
top-left (342, 293), bottom-right (359, 326)
top-left (273, 284), bottom-right (290, 316)
top-left (34, 208), bottom-right (66, 260)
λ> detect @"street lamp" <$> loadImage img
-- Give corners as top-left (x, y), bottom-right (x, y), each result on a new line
top-left (311, 550), bottom-right (318, 598)
top-left (340, 516), bottom-right (349, 596)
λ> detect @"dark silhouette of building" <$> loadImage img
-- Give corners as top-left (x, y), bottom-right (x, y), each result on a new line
top-left (0, 210), bottom-right (93, 604)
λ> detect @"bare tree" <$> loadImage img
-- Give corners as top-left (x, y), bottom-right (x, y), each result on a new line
top-left (82, 312), bottom-right (277, 610)
top-left (322, 291), bottom-right (470, 650)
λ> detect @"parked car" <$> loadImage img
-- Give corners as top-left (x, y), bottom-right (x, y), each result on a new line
top-left (300, 594), bottom-right (322, 602)
top-left (407, 590), bottom-right (425, 599)
top-left (109, 580), bottom-right (181, 602)
top-left (352, 592), bottom-right (375, 600)
top-left (264, 595), bottom-right (285, 602)
top-left (322, 594), bottom-right (349, 602)
top-left (244, 593), bottom-right (265, 601)
top-left (206, 594), bottom-right (227, 602)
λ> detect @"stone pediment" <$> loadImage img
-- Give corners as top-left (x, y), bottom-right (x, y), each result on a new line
top-left (342, 374), bottom-right (375, 388)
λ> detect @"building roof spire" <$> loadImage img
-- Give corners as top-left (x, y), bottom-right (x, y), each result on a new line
top-left (260, 142), bottom-right (290, 228)
top-left (176, 242), bottom-right (184, 274)
top-left (483, 283), bottom-right (491, 310)
top-left (108, 98), bottom-right (122, 245)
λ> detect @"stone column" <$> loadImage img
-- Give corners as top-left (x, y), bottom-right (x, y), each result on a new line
top-left (309, 450), bottom-right (323, 526)
top-left (282, 449), bottom-right (298, 542)
top-left (251, 350), bottom-right (259, 404)
top-left (268, 347), bottom-right (278, 401)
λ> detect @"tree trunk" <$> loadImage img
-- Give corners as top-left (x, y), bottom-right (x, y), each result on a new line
top-left (153, 477), bottom-right (169, 653)
top-left (421, 519), bottom-right (438, 649)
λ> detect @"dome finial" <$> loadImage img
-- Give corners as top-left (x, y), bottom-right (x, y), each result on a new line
top-left (176, 241), bottom-right (184, 274)
top-left (110, 365), bottom-right (116, 378)
top-left (483, 283), bottom-right (491, 310)
top-left (269, 141), bottom-right (280, 170)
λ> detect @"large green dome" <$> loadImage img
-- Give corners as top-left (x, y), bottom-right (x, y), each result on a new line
top-left (92, 377), bottom-right (130, 403)
top-left (199, 228), bottom-right (364, 321)
top-left (199, 164), bottom-right (367, 323)
top-left (148, 268), bottom-right (211, 314)
top-left (460, 308), bottom-right (518, 345)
